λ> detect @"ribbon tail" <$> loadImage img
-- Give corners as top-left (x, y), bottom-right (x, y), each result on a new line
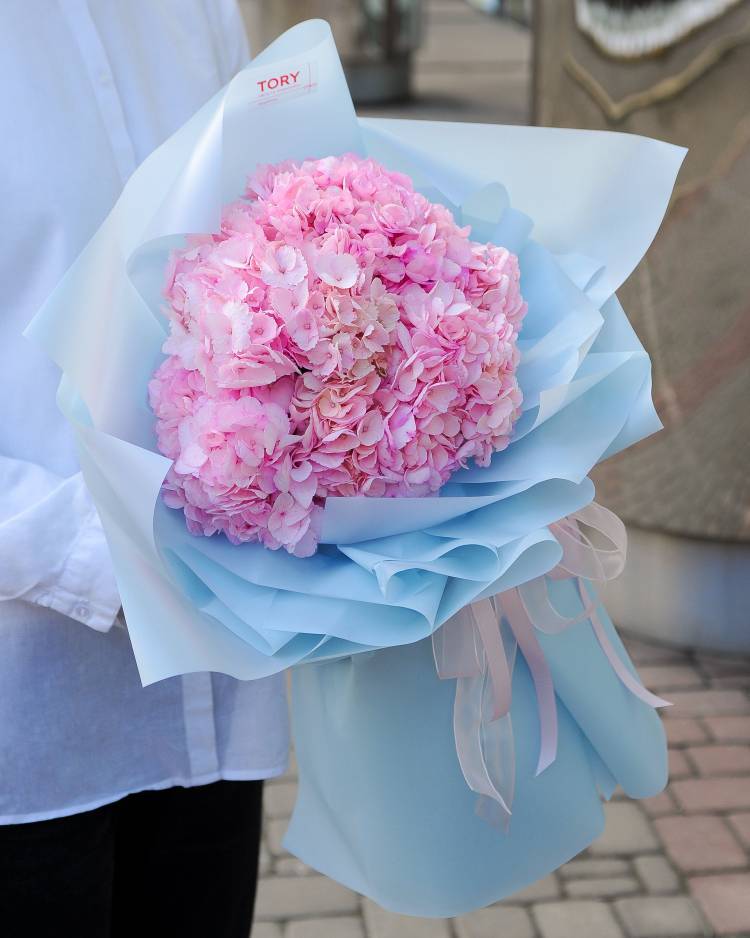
top-left (476, 711), bottom-right (516, 829)
top-left (502, 588), bottom-right (558, 776)
top-left (578, 579), bottom-right (672, 710)
top-left (518, 576), bottom-right (581, 634)
top-left (454, 667), bottom-right (515, 829)
top-left (432, 603), bottom-right (482, 679)
top-left (472, 597), bottom-right (513, 721)
top-left (436, 599), bottom-right (518, 826)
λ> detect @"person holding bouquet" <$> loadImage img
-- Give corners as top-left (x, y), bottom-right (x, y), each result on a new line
top-left (0, 3), bottom-right (288, 937)
top-left (6, 2), bottom-right (686, 926)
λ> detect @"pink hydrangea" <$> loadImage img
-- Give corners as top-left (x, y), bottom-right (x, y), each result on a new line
top-left (149, 154), bottom-right (527, 556)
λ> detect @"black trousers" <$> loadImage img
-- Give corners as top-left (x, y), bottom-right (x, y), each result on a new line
top-left (0, 780), bottom-right (264, 938)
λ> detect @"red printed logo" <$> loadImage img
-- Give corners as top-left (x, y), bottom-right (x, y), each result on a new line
top-left (254, 62), bottom-right (317, 106)
top-left (257, 71), bottom-right (300, 92)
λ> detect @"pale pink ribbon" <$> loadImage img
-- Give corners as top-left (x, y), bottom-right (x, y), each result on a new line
top-left (432, 502), bottom-right (671, 827)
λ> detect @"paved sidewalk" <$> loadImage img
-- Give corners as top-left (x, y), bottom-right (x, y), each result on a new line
top-left (256, 636), bottom-right (750, 938)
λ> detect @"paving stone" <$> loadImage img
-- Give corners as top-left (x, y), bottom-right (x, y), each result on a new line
top-left (265, 781), bottom-right (298, 819)
top-left (259, 839), bottom-right (273, 876)
top-left (695, 654), bottom-right (750, 679)
top-left (727, 810), bottom-right (750, 848)
top-left (702, 674), bottom-right (750, 693)
top-left (267, 818), bottom-right (290, 857)
top-left (589, 803), bottom-right (659, 855)
top-left (255, 876), bottom-right (360, 922)
top-left (362, 899), bottom-right (452, 938)
top-left (638, 665), bottom-right (704, 691)
top-left (687, 744), bottom-right (750, 776)
top-left (614, 896), bottom-right (706, 937)
top-left (654, 814), bottom-right (746, 873)
top-left (633, 856), bottom-right (680, 895)
top-left (565, 876), bottom-right (639, 899)
top-left (712, 675), bottom-right (750, 692)
top-left (641, 790), bottom-right (677, 818)
top-left (665, 719), bottom-right (708, 746)
top-left (690, 873), bottom-right (750, 935)
top-left (672, 776), bottom-right (750, 812)
top-left (703, 715), bottom-right (750, 742)
top-left (285, 916), bottom-right (365, 938)
top-left (454, 905), bottom-right (535, 938)
top-left (508, 874), bottom-right (560, 903)
top-left (275, 856), bottom-right (314, 876)
top-left (533, 900), bottom-right (623, 938)
top-left (625, 639), bottom-right (687, 666)
top-left (665, 690), bottom-right (750, 717)
top-left (668, 749), bottom-right (693, 779)
top-left (559, 858), bottom-right (631, 879)
top-left (253, 925), bottom-right (283, 938)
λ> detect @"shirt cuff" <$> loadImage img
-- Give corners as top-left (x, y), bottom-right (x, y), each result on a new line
top-left (25, 506), bottom-right (121, 632)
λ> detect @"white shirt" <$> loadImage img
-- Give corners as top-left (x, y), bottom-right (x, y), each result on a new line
top-left (0, 0), bottom-right (289, 824)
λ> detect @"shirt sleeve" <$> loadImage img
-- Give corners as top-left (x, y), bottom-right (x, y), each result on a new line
top-left (0, 455), bottom-right (121, 632)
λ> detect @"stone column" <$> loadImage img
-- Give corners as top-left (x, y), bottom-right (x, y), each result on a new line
top-left (534, 0), bottom-right (750, 650)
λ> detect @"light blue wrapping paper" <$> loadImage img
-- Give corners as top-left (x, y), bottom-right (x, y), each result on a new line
top-left (26, 20), bottom-right (684, 915)
top-left (287, 580), bottom-right (667, 917)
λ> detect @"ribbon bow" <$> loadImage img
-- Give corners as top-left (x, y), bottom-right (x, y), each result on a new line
top-left (432, 503), bottom-right (671, 827)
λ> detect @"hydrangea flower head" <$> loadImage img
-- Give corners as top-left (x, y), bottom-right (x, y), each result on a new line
top-left (149, 155), bottom-right (527, 556)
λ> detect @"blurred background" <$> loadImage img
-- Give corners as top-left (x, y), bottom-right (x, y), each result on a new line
top-left (236, 2), bottom-right (750, 936)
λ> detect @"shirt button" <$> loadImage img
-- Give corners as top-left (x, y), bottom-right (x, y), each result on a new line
top-left (96, 70), bottom-right (111, 86)
top-left (74, 603), bottom-right (91, 621)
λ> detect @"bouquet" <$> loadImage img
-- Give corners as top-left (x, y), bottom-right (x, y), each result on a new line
top-left (28, 21), bottom-right (685, 917)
